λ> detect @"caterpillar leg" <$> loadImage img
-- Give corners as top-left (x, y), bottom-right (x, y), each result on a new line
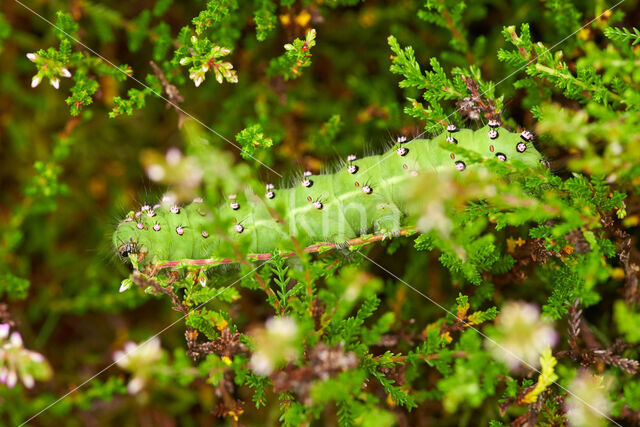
top-left (373, 202), bottom-right (403, 235)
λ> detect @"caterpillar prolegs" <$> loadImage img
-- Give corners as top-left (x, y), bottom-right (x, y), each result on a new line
top-left (113, 125), bottom-right (543, 269)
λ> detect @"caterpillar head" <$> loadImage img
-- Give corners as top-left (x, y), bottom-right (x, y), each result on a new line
top-left (116, 239), bottom-right (139, 261)
top-left (113, 201), bottom-right (220, 268)
top-left (113, 219), bottom-right (145, 264)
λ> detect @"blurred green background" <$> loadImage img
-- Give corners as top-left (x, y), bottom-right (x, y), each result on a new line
top-left (2, 0), bottom-right (640, 425)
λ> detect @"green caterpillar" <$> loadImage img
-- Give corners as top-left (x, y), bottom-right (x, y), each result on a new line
top-left (113, 124), bottom-right (543, 268)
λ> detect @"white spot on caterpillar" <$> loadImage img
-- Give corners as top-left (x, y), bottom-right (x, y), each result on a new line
top-left (302, 171), bottom-right (313, 187)
top-left (347, 155), bottom-right (358, 174)
top-left (153, 203), bottom-right (161, 210)
top-left (141, 205), bottom-right (150, 211)
top-left (396, 136), bottom-right (408, 156)
top-left (312, 201), bottom-right (323, 209)
top-left (521, 130), bottom-right (533, 142)
top-left (488, 119), bottom-right (500, 128)
top-left (123, 218), bottom-right (133, 222)
top-left (516, 142), bottom-right (527, 153)
top-left (147, 210), bottom-right (156, 217)
top-left (266, 184), bottom-right (275, 199)
top-left (193, 197), bottom-right (203, 203)
top-left (362, 185), bottom-right (372, 194)
top-left (488, 129), bottom-right (498, 139)
top-left (234, 224), bottom-right (244, 233)
top-left (496, 152), bottom-right (507, 161)
top-left (447, 124), bottom-right (458, 132)
top-left (170, 205), bottom-right (180, 214)
top-left (455, 161), bottom-right (466, 171)
top-left (202, 231), bottom-right (209, 238)
top-left (446, 136), bottom-right (457, 144)
top-left (176, 226), bottom-right (184, 235)
top-left (230, 201), bottom-right (240, 210)
top-left (136, 223), bottom-right (144, 229)
top-left (135, 211), bottom-right (142, 218)
top-left (153, 224), bottom-right (161, 231)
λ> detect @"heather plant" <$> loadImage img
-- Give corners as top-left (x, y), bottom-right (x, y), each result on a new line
top-left (1, 0), bottom-right (640, 426)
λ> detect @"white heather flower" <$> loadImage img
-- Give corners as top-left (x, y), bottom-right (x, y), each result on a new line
top-left (127, 376), bottom-right (145, 394)
top-left (113, 337), bottom-right (163, 394)
top-left (486, 301), bottom-right (558, 370)
top-left (119, 279), bottom-right (132, 293)
top-left (29, 352), bottom-right (45, 363)
top-left (179, 57), bottom-right (190, 66)
top-left (146, 164), bottom-right (165, 181)
top-left (194, 75), bottom-right (204, 87)
top-left (26, 52), bottom-right (37, 61)
top-left (250, 317), bottom-right (299, 376)
top-left (165, 147), bottom-right (182, 166)
top-left (50, 77), bottom-right (60, 89)
top-left (31, 75), bottom-right (42, 88)
top-left (566, 371), bottom-right (612, 427)
top-left (266, 317), bottom-right (297, 338)
top-left (114, 338), bottom-right (161, 369)
top-left (250, 353), bottom-right (272, 376)
top-left (60, 68), bottom-right (72, 78)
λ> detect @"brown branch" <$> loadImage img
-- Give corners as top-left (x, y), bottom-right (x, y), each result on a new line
top-left (458, 76), bottom-right (499, 122)
top-left (600, 214), bottom-right (640, 305)
top-left (131, 270), bottom-right (188, 315)
top-left (556, 299), bottom-right (639, 374)
top-left (149, 61), bottom-right (184, 109)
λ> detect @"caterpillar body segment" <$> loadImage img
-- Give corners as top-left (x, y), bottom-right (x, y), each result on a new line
top-left (113, 126), bottom-right (543, 267)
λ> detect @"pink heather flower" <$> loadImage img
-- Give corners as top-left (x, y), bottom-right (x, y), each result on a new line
top-left (10, 332), bottom-right (23, 347)
top-left (26, 53), bottom-right (37, 61)
top-left (22, 373), bottom-right (35, 389)
top-left (6, 370), bottom-right (17, 388)
top-left (50, 78), bottom-right (60, 89)
top-left (29, 352), bottom-right (45, 363)
top-left (0, 324), bottom-right (9, 340)
top-left (0, 328), bottom-right (52, 389)
top-left (60, 68), bottom-right (72, 78)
